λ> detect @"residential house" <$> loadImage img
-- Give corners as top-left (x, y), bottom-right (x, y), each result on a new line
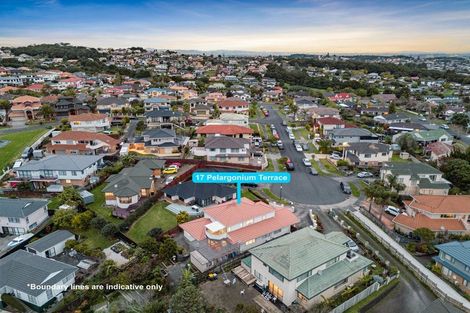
top-left (360, 106), bottom-right (388, 116)
top-left (103, 161), bottom-right (157, 209)
top-left (144, 108), bottom-right (183, 128)
top-left (374, 113), bottom-right (410, 124)
top-left (196, 124), bottom-right (253, 139)
top-left (205, 113), bottom-right (249, 126)
top-left (198, 136), bottom-right (252, 164)
top-left (313, 117), bottom-right (346, 135)
top-left (426, 142), bottom-right (453, 163)
top-left (294, 97), bottom-right (319, 110)
top-left (372, 94), bottom-right (397, 104)
top-left (0, 250), bottom-right (77, 309)
top-left (11, 155), bottom-right (104, 189)
top-left (411, 129), bottom-right (453, 146)
top-left (217, 98), bottom-right (249, 114)
top-left (393, 195), bottom-right (470, 235)
top-left (143, 97), bottom-right (172, 111)
top-left (164, 181), bottom-right (236, 207)
top-left (9, 96), bottom-right (42, 123)
top-left (180, 198), bottom-right (299, 272)
top-left (26, 230), bottom-right (76, 258)
top-left (0, 198), bottom-right (49, 235)
top-left (308, 107), bottom-right (340, 119)
top-left (190, 104), bottom-right (211, 120)
top-left (388, 122), bottom-right (429, 133)
top-left (345, 142), bottom-right (392, 167)
top-left (53, 96), bottom-right (89, 118)
top-left (328, 128), bottom-right (379, 146)
top-left (96, 97), bottom-right (129, 115)
top-left (46, 131), bottom-right (120, 155)
top-left (69, 113), bottom-right (111, 132)
top-left (328, 93), bottom-right (352, 102)
top-left (245, 227), bottom-right (373, 308)
top-left (129, 128), bottom-right (188, 157)
top-left (380, 162), bottom-right (450, 195)
top-left (433, 241), bottom-right (470, 294)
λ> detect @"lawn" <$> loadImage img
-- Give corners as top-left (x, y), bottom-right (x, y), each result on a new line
top-left (391, 154), bottom-right (411, 163)
top-left (0, 127), bottom-right (49, 170)
top-left (348, 182), bottom-right (361, 197)
top-left (319, 159), bottom-right (342, 176)
top-left (88, 184), bottom-right (122, 224)
top-left (78, 228), bottom-right (114, 249)
top-left (262, 188), bottom-right (290, 205)
top-left (126, 202), bottom-right (177, 243)
top-left (242, 189), bottom-right (260, 201)
top-left (294, 128), bottom-right (311, 140)
top-left (345, 279), bottom-right (399, 313)
top-left (311, 159), bottom-right (327, 176)
top-left (264, 159), bottom-right (274, 171)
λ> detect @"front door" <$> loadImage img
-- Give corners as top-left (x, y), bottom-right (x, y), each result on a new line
top-left (268, 280), bottom-right (284, 300)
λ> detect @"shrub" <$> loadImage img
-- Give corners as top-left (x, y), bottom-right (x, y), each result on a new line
top-left (90, 216), bottom-right (108, 230)
top-left (406, 243), bottom-right (416, 253)
top-left (1, 294), bottom-right (27, 313)
top-left (101, 223), bottom-right (119, 238)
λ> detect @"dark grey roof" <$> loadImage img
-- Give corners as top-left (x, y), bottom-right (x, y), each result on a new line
top-left (205, 136), bottom-right (250, 149)
top-left (144, 109), bottom-right (182, 118)
top-left (96, 96), bottom-right (128, 106)
top-left (142, 128), bottom-right (176, 138)
top-left (389, 122), bottom-right (429, 131)
top-left (137, 159), bottom-right (166, 169)
top-left (0, 198), bottom-right (48, 218)
top-left (383, 162), bottom-right (443, 176)
top-left (26, 230), bottom-right (75, 252)
top-left (16, 155), bottom-right (103, 171)
top-left (103, 162), bottom-right (154, 197)
top-left (347, 142), bottom-right (390, 154)
top-left (330, 128), bottom-right (375, 137)
top-left (0, 250), bottom-right (77, 296)
top-left (420, 299), bottom-right (465, 313)
top-left (163, 181), bottom-right (235, 200)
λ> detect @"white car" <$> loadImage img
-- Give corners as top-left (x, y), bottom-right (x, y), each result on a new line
top-left (384, 205), bottom-right (400, 216)
top-left (7, 234), bottom-right (33, 248)
top-left (295, 144), bottom-right (303, 152)
top-left (330, 153), bottom-right (341, 160)
top-left (346, 240), bottom-right (359, 252)
top-left (164, 175), bottom-right (176, 185)
top-left (440, 124), bottom-right (449, 129)
top-left (302, 158), bottom-right (312, 166)
top-left (289, 133), bottom-right (295, 140)
top-left (357, 171), bottom-right (373, 178)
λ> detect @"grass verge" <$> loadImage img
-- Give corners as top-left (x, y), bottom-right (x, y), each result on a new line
top-left (262, 188), bottom-right (290, 205)
top-left (345, 279), bottom-right (399, 313)
top-left (348, 182), bottom-right (361, 197)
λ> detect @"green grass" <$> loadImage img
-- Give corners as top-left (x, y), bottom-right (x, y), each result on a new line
top-left (293, 128), bottom-right (310, 140)
top-left (78, 228), bottom-right (114, 249)
top-left (319, 159), bottom-right (342, 176)
top-left (348, 182), bottom-right (361, 197)
top-left (242, 189), bottom-right (260, 201)
top-left (345, 279), bottom-right (399, 313)
top-left (88, 184), bottom-right (122, 224)
top-left (262, 188), bottom-right (290, 205)
top-left (391, 154), bottom-right (411, 163)
top-left (0, 127), bottom-right (48, 170)
top-left (47, 196), bottom-right (62, 210)
top-left (277, 159), bottom-right (286, 171)
top-left (127, 202), bottom-right (177, 243)
top-left (264, 159), bottom-right (274, 171)
top-left (311, 159), bottom-right (327, 176)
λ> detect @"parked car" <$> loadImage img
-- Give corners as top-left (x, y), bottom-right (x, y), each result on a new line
top-left (357, 171), bottom-right (373, 178)
top-left (163, 167), bottom-right (178, 174)
top-left (340, 182), bottom-right (351, 194)
top-left (270, 124), bottom-right (276, 130)
top-left (21, 147), bottom-right (33, 159)
top-left (310, 167), bottom-right (319, 175)
top-left (346, 240), bottom-right (359, 252)
top-left (7, 234), bottom-right (32, 248)
top-left (282, 121), bottom-right (287, 126)
top-left (302, 158), bottom-right (312, 166)
top-left (288, 133), bottom-right (295, 140)
top-left (384, 205), bottom-right (400, 216)
top-left (277, 141), bottom-right (284, 150)
top-left (440, 124), bottom-right (449, 129)
top-left (295, 144), bottom-right (303, 152)
top-left (164, 175), bottom-right (176, 185)
top-left (330, 153), bottom-right (341, 160)
top-left (285, 159), bottom-right (294, 171)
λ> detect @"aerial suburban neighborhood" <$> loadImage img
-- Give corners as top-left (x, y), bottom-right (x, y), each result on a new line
top-left (1, 1), bottom-right (470, 313)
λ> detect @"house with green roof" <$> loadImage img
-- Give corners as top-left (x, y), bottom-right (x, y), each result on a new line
top-left (412, 129), bottom-right (453, 145)
top-left (244, 227), bottom-right (373, 308)
top-left (380, 162), bottom-right (450, 196)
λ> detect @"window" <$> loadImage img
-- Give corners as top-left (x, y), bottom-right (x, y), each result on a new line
top-left (43, 170), bottom-right (54, 177)
top-left (27, 294), bottom-right (37, 304)
top-left (364, 154), bottom-right (371, 158)
top-left (8, 217), bottom-right (20, 223)
top-left (245, 239), bottom-right (255, 245)
top-left (334, 278), bottom-right (348, 289)
top-left (71, 171), bottom-right (78, 176)
top-left (327, 256), bottom-right (340, 267)
top-left (297, 271), bottom-right (309, 282)
top-left (269, 267), bottom-right (284, 282)
top-left (46, 289), bottom-right (53, 300)
top-left (58, 170), bottom-right (67, 176)
top-left (232, 148), bottom-right (239, 153)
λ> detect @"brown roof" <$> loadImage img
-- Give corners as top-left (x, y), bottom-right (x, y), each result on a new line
top-left (51, 131), bottom-right (120, 146)
top-left (405, 195), bottom-right (470, 214)
top-left (12, 95), bottom-right (41, 104)
top-left (393, 213), bottom-right (466, 232)
top-left (69, 113), bottom-right (108, 122)
top-left (218, 98), bottom-right (249, 108)
top-left (196, 124), bottom-right (253, 135)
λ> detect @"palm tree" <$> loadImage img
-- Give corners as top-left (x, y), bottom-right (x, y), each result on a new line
top-left (318, 139), bottom-right (332, 154)
top-left (39, 103), bottom-right (55, 121)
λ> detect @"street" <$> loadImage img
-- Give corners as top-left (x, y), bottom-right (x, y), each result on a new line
top-left (258, 105), bottom-right (349, 205)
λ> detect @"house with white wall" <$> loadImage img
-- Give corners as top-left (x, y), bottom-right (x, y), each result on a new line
top-left (26, 230), bottom-right (76, 258)
top-left (0, 198), bottom-right (49, 235)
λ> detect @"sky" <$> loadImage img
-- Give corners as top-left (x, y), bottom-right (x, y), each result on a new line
top-left (1, 0), bottom-right (470, 54)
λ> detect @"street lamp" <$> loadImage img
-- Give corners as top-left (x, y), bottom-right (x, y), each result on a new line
top-left (279, 185), bottom-right (283, 200)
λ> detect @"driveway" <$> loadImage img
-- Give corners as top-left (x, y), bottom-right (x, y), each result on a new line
top-left (258, 105), bottom-right (348, 205)
top-left (123, 119), bottom-right (138, 141)
top-left (0, 235), bottom-right (15, 252)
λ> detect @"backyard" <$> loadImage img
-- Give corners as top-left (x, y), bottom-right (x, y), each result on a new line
top-left (126, 202), bottom-right (177, 243)
top-left (87, 183), bottom-right (122, 224)
top-left (0, 127), bottom-right (49, 170)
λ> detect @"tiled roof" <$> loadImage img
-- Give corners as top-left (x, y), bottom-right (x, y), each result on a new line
top-left (316, 117), bottom-right (345, 125)
top-left (0, 198), bottom-right (48, 218)
top-left (435, 241), bottom-right (470, 267)
top-left (392, 213), bottom-right (466, 232)
top-left (51, 131), bottom-right (119, 145)
top-left (69, 113), bottom-right (108, 122)
top-left (205, 136), bottom-right (250, 149)
top-left (405, 195), bottom-right (470, 214)
top-left (218, 98), bottom-right (249, 107)
top-left (228, 208), bottom-right (299, 243)
top-left (179, 218), bottom-right (211, 241)
top-left (12, 95), bottom-right (41, 103)
top-left (204, 198), bottom-right (273, 227)
top-left (196, 124), bottom-right (253, 135)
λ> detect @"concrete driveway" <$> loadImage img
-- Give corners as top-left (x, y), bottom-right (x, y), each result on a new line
top-left (0, 235), bottom-right (15, 252)
top-left (259, 106), bottom-right (348, 205)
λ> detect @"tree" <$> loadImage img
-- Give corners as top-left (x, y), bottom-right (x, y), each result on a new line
top-left (317, 139), bottom-right (332, 154)
top-left (147, 227), bottom-right (163, 239)
top-left (170, 283), bottom-right (205, 313)
top-left (140, 237), bottom-right (159, 254)
top-left (451, 113), bottom-right (470, 128)
top-left (183, 101), bottom-right (190, 114)
top-left (413, 228), bottom-right (435, 243)
top-left (159, 238), bottom-right (178, 261)
top-left (71, 210), bottom-right (94, 230)
top-left (39, 103), bottom-right (54, 120)
top-left (136, 120), bottom-right (146, 132)
top-left (101, 223), bottom-right (119, 238)
top-left (52, 209), bottom-right (77, 228)
top-left (440, 158), bottom-right (470, 191)
top-left (388, 102), bottom-right (396, 114)
top-left (363, 180), bottom-right (389, 213)
top-left (57, 186), bottom-right (84, 207)
top-left (121, 154), bottom-right (136, 167)
top-left (176, 211), bottom-right (190, 224)
top-left (90, 216), bottom-right (107, 230)
top-left (0, 99), bottom-right (11, 111)
top-left (397, 133), bottom-right (418, 154)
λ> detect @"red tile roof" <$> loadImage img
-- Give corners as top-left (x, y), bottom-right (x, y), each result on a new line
top-left (393, 213), bottom-right (466, 232)
top-left (218, 98), bottom-right (249, 108)
top-left (69, 113), bottom-right (108, 122)
top-left (316, 117), bottom-right (345, 125)
top-left (52, 131), bottom-right (120, 146)
top-left (404, 195), bottom-right (470, 214)
top-left (196, 124), bottom-right (253, 135)
top-left (179, 218), bottom-right (211, 241)
top-left (12, 95), bottom-right (41, 104)
top-left (204, 198), bottom-right (273, 227)
top-left (228, 208), bottom-right (299, 243)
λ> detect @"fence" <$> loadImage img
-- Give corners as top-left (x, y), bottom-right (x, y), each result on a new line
top-left (349, 211), bottom-right (470, 312)
top-left (328, 282), bottom-right (380, 313)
